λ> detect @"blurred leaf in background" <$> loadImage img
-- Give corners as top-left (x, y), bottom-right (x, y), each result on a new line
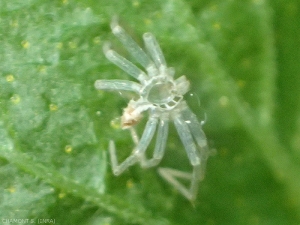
top-left (0, 0), bottom-right (299, 224)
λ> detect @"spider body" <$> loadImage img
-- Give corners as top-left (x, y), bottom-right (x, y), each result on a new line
top-left (95, 19), bottom-right (210, 201)
top-left (120, 72), bottom-right (189, 129)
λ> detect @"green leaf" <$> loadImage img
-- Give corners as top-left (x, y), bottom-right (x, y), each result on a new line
top-left (1, 0), bottom-right (300, 224)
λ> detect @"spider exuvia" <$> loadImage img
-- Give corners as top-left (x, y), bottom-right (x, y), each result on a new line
top-left (95, 19), bottom-right (211, 201)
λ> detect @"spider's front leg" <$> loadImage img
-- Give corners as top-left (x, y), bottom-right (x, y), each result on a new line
top-left (109, 115), bottom-right (158, 176)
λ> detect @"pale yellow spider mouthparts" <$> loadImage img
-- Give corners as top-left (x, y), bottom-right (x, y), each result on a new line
top-left (95, 19), bottom-right (211, 201)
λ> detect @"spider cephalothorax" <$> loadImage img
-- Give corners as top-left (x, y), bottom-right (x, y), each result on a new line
top-left (120, 74), bottom-right (190, 129)
top-left (95, 19), bottom-right (210, 201)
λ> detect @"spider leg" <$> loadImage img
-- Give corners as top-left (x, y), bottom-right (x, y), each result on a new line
top-left (158, 114), bottom-right (203, 201)
top-left (182, 107), bottom-right (210, 180)
top-left (94, 79), bottom-right (141, 93)
top-left (174, 115), bottom-right (200, 166)
top-left (129, 127), bottom-right (139, 145)
top-left (143, 33), bottom-right (166, 70)
top-left (140, 117), bottom-right (169, 168)
top-left (109, 140), bottom-right (138, 176)
top-left (103, 43), bottom-right (148, 82)
top-left (174, 76), bottom-right (190, 96)
top-left (142, 32), bottom-right (177, 78)
top-left (109, 116), bottom-right (158, 176)
top-left (158, 165), bottom-right (201, 201)
top-left (110, 19), bottom-right (158, 77)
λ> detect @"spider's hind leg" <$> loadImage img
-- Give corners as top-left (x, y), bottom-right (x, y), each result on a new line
top-left (158, 109), bottom-right (208, 201)
top-left (109, 140), bottom-right (138, 176)
top-left (158, 165), bottom-right (202, 201)
top-left (109, 116), bottom-right (159, 176)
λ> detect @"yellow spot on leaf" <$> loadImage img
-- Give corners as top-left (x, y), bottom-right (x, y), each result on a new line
top-left (144, 19), bottom-right (152, 25)
top-left (219, 147), bottom-right (228, 157)
top-left (233, 155), bottom-right (244, 164)
top-left (132, 0), bottom-right (140, 7)
top-left (68, 41), bottom-right (77, 49)
top-left (155, 11), bottom-right (162, 18)
top-left (205, 219), bottom-right (216, 225)
top-left (213, 22), bottom-right (221, 30)
top-left (249, 215), bottom-right (260, 225)
top-left (241, 58), bottom-right (251, 68)
top-left (49, 103), bottom-right (58, 111)
top-left (110, 117), bottom-right (121, 130)
top-left (6, 186), bottom-right (16, 193)
top-left (10, 20), bottom-right (18, 28)
top-left (285, 2), bottom-right (298, 16)
top-left (62, 0), bottom-right (68, 4)
top-left (96, 90), bottom-right (106, 98)
top-left (126, 179), bottom-right (134, 189)
top-left (57, 42), bottom-right (63, 49)
top-left (235, 196), bottom-right (246, 207)
top-left (38, 65), bottom-right (47, 73)
top-left (210, 4), bottom-right (218, 11)
top-left (58, 192), bottom-right (66, 198)
top-left (219, 96), bottom-right (229, 107)
top-left (65, 145), bottom-right (72, 154)
top-left (21, 40), bottom-right (30, 49)
top-left (6, 74), bottom-right (15, 82)
top-left (237, 80), bottom-right (246, 88)
top-left (11, 94), bottom-right (20, 104)
top-left (252, 0), bottom-right (264, 5)
top-left (93, 36), bottom-right (101, 45)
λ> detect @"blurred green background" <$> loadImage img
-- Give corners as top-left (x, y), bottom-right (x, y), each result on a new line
top-left (1, 0), bottom-right (300, 224)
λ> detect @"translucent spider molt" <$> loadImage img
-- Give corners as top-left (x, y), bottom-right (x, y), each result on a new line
top-left (95, 19), bottom-right (210, 201)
